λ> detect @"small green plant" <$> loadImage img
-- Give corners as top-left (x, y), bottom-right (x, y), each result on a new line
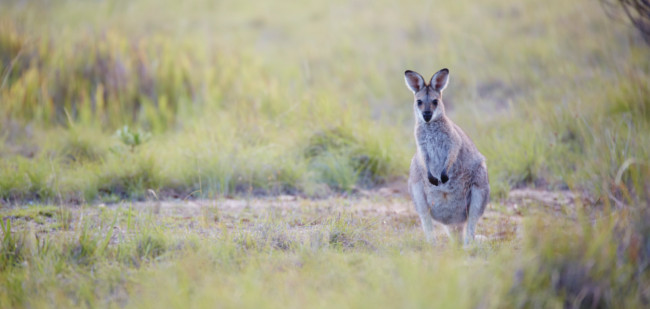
top-left (115, 126), bottom-right (151, 152)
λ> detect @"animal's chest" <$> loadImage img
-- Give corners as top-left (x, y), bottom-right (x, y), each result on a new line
top-left (419, 133), bottom-right (449, 168)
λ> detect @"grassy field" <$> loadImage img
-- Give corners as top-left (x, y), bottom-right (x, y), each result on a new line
top-left (0, 193), bottom-right (648, 308)
top-left (1, 0), bottom-right (649, 307)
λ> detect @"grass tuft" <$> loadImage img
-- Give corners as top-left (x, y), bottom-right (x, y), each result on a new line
top-left (135, 231), bottom-right (167, 261)
top-left (0, 219), bottom-right (27, 271)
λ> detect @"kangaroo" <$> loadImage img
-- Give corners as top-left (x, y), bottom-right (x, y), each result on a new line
top-left (405, 68), bottom-right (489, 245)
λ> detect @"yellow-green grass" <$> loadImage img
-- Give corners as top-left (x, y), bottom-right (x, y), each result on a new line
top-left (1, 195), bottom-right (649, 308)
top-left (1, 0), bottom-right (649, 202)
top-left (2, 1), bottom-right (650, 307)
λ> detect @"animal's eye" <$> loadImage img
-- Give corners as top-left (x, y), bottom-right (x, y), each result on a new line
top-left (433, 99), bottom-right (439, 106)
top-left (417, 100), bottom-right (423, 106)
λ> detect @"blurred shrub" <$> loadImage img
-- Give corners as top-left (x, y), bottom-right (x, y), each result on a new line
top-left (607, 70), bottom-right (650, 121)
top-left (97, 154), bottom-right (159, 200)
top-left (603, 0), bottom-right (650, 44)
top-left (304, 127), bottom-right (393, 191)
top-left (0, 23), bottom-right (192, 131)
top-left (508, 165), bottom-right (650, 307)
top-left (59, 128), bottom-right (109, 163)
top-left (0, 156), bottom-right (57, 202)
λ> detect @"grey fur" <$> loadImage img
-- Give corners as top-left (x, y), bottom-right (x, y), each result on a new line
top-left (405, 69), bottom-right (489, 245)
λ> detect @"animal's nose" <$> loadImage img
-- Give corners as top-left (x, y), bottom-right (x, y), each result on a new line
top-left (423, 111), bottom-right (433, 121)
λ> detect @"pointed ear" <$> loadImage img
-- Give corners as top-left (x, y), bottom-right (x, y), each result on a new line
top-left (430, 68), bottom-right (449, 92)
top-left (404, 70), bottom-right (425, 93)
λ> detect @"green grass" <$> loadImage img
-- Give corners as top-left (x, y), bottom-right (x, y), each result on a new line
top-left (1, 0), bottom-right (648, 202)
top-left (1, 0), bottom-right (650, 307)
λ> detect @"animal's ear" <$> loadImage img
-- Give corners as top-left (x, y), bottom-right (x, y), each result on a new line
top-left (430, 68), bottom-right (449, 92)
top-left (404, 70), bottom-right (425, 93)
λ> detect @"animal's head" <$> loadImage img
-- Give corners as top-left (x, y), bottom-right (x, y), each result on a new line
top-left (404, 68), bottom-right (449, 123)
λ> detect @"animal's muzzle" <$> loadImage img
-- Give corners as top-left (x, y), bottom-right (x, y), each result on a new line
top-left (423, 111), bottom-right (433, 122)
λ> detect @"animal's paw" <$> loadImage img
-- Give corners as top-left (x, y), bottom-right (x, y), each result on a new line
top-left (427, 170), bottom-right (439, 186)
top-left (440, 168), bottom-right (449, 184)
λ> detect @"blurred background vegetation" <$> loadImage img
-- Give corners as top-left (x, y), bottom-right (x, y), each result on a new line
top-left (0, 0), bottom-right (648, 205)
top-left (1, 1), bottom-right (650, 308)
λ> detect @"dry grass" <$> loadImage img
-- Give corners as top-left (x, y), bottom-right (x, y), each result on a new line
top-left (1, 189), bottom-right (649, 308)
top-left (1, 0), bottom-right (650, 307)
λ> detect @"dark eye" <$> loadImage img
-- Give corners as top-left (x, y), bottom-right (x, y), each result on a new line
top-left (417, 100), bottom-right (423, 106)
top-left (432, 99), bottom-right (439, 106)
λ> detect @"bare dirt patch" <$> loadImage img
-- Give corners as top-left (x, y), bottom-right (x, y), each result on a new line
top-left (1, 185), bottom-right (584, 247)
top-left (102, 186), bottom-right (581, 243)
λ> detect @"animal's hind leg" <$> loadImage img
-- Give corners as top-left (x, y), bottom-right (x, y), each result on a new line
top-left (465, 184), bottom-right (489, 246)
top-left (410, 182), bottom-right (435, 243)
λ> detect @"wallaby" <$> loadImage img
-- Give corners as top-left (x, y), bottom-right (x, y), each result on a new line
top-left (405, 68), bottom-right (489, 245)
